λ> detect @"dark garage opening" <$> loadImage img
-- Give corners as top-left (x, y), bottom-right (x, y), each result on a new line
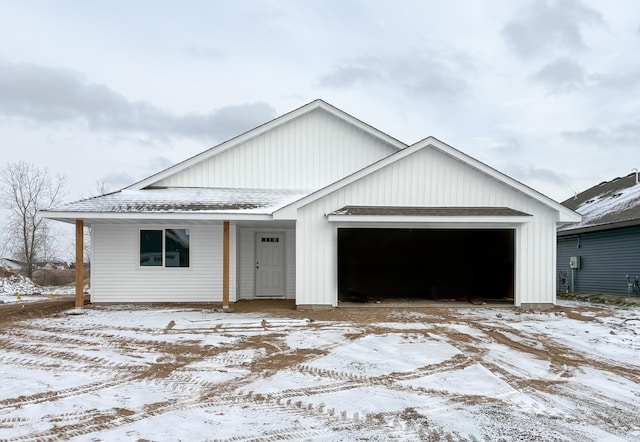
top-left (338, 228), bottom-right (514, 303)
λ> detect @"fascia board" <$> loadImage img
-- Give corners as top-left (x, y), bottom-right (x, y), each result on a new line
top-left (275, 136), bottom-right (581, 222)
top-left (40, 211), bottom-right (274, 223)
top-left (425, 137), bottom-right (582, 223)
top-left (326, 215), bottom-right (533, 224)
top-left (328, 221), bottom-right (525, 230)
top-left (314, 100), bottom-right (407, 150)
top-left (558, 218), bottom-right (640, 236)
top-left (127, 99), bottom-right (407, 191)
top-left (126, 106), bottom-right (314, 190)
top-left (557, 210), bottom-right (582, 223)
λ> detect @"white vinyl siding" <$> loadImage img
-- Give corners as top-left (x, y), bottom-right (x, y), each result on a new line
top-left (154, 109), bottom-right (397, 190)
top-left (91, 222), bottom-right (236, 303)
top-left (237, 226), bottom-right (295, 300)
top-left (295, 147), bottom-right (559, 307)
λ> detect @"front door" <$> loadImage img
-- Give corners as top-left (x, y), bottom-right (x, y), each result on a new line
top-left (255, 232), bottom-right (285, 297)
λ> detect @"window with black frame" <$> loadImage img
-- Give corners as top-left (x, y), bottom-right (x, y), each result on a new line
top-left (165, 229), bottom-right (190, 267)
top-left (140, 229), bottom-right (190, 267)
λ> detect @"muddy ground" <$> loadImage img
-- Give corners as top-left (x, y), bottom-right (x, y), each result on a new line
top-left (0, 298), bottom-right (639, 441)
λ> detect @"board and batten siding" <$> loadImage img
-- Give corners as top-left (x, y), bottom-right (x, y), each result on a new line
top-left (557, 225), bottom-right (640, 295)
top-left (237, 227), bottom-right (296, 299)
top-left (154, 109), bottom-right (398, 190)
top-left (91, 222), bottom-right (236, 303)
top-left (295, 147), bottom-right (559, 307)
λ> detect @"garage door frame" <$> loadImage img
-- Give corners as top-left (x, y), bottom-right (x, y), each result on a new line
top-left (329, 220), bottom-right (524, 306)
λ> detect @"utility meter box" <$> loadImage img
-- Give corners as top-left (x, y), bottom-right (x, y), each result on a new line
top-left (569, 256), bottom-right (581, 269)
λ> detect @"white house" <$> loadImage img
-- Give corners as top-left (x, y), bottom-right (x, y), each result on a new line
top-left (0, 258), bottom-right (24, 272)
top-left (43, 99), bottom-right (580, 309)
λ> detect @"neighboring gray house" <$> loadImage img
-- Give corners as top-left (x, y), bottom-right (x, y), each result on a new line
top-left (43, 99), bottom-right (580, 309)
top-left (558, 172), bottom-right (640, 295)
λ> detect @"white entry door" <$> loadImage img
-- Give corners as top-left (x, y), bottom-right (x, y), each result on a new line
top-left (255, 233), bottom-right (285, 297)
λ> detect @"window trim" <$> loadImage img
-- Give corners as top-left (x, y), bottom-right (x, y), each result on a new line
top-left (139, 227), bottom-right (191, 269)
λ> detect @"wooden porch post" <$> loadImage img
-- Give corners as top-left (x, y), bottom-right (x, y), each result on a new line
top-left (222, 221), bottom-right (230, 309)
top-left (75, 219), bottom-right (84, 308)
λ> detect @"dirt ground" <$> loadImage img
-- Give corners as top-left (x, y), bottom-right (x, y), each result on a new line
top-left (0, 298), bottom-right (639, 441)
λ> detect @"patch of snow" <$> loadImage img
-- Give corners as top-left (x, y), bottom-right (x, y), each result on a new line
top-left (400, 363), bottom-right (518, 397)
top-left (0, 272), bottom-right (41, 296)
top-left (304, 333), bottom-right (461, 377)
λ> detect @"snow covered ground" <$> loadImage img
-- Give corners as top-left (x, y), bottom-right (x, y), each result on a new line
top-left (0, 301), bottom-right (638, 441)
top-left (0, 269), bottom-right (76, 303)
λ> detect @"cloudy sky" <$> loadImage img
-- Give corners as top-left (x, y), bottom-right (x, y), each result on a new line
top-left (1, 0), bottom-right (639, 248)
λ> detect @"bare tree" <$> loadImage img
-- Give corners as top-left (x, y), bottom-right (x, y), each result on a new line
top-left (0, 162), bottom-right (66, 278)
top-left (94, 179), bottom-right (111, 196)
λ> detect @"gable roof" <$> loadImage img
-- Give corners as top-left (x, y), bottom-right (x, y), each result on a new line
top-left (559, 172), bottom-right (640, 234)
top-left (274, 136), bottom-right (581, 223)
top-left (127, 99), bottom-right (407, 191)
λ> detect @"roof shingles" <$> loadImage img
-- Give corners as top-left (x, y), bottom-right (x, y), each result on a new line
top-left (560, 173), bottom-right (640, 233)
top-left (49, 187), bottom-right (313, 215)
top-left (329, 206), bottom-right (531, 217)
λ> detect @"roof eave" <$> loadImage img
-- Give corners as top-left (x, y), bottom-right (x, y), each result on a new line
top-left (40, 211), bottom-right (275, 223)
top-left (425, 138), bottom-right (581, 221)
top-left (326, 214), bottom-right (533, 224)
top-left (558, 212), bottom-right (582, 223)
top-left (558, 218), bottom-right (640, 236)
top-left (274, 137), bottom-right (580, 219)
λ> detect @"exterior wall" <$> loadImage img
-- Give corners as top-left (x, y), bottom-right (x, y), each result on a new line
top-left (295, 147), bottom-right (559, 307)
top-left (557, 225), bottom-right (640, 295)
top-left (91, 222), bottom-right (236, 303)
top-left (237, 226), bottom-right (296, 299)
top-left (155, 109), bottom-right (397, 190)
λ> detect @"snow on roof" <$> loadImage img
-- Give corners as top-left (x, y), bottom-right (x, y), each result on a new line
top-left (329, 206), bottom-right (531, 217)
top-left (560, 175), bottom-right (640, 232)
top-left (49, 187), bottom-right (314, 215)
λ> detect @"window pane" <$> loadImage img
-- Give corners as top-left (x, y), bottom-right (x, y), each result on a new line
top-left (165, 229), bottom-right (190, 267)
top-left (140, 230), bottom-right (162, 266)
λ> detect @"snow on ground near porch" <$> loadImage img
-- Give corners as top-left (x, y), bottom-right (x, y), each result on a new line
top-left (0, 302), bottom-right (639, 440)
top-left (0, 270), bottom-right (76, 303)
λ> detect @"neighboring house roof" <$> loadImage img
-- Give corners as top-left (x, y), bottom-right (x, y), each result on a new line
top-left (33, 261), bottom-right (71, 270)
top-left (127, 99), bottom-right (407, 191)
top-left (0, 258), bottom-right (24, 269)
top-left (274, 136), bottom-right (580, 223)
top-left (44, 187), bottom-right (313, 222)
top-left (559, 172), bottom-right (640, 235)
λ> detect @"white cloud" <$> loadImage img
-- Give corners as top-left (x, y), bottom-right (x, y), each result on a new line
top-left (0, 60), bottom-right (276, 142)
top-left (563, 122), bottom-right (640, 147)
top-left (590, 71), bottom-right (640, 90)
top-left (505, 163), bottom-right (568, 186)
top-left (502, 0), bottom-right (604, 56)
top-left (318, 51), bottom-right (472, 98)
top-left (532, 57), bottom-right (586, 93)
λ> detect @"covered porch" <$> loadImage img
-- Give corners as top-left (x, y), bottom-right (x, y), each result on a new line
top-left (41, 187), bottom-right (309, 308)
